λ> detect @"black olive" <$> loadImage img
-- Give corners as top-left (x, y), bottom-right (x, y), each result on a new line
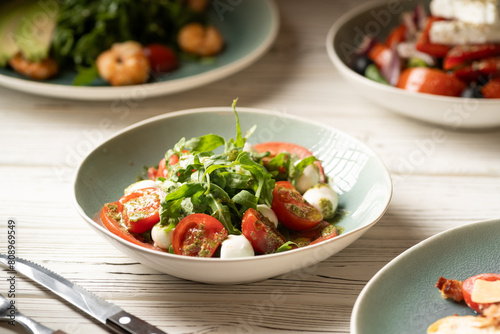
top-left (352, 55), bottom-right (373, 75)
top-left (461, 84), bottom-right (483, 98)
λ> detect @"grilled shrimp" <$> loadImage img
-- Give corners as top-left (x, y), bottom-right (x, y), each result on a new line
top-left (177, 23), bottom-right (224, 57)
top-left (96, 41), bottom-right (150, 86)
top-left (9, 53), bottom-right (58, 80)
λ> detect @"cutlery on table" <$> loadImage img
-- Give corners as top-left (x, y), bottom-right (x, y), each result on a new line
top-left (0, 254), bottom-right (167, 334)
top-left (0, 292), bottom-right (65, 334)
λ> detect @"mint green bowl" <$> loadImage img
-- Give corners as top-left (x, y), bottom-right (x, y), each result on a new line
top-left (73, 107), bottom-right (393, 284)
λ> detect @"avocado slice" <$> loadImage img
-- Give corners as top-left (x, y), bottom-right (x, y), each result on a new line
top-left (14, 0), bottom-right (58, 62)
top-left (0, 1), bottom-right (24, 66)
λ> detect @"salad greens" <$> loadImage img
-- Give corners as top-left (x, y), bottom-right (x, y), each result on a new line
top-left (51, 0), bottom-right (207, 81)
top-left (157, 100), bottom-right (317, 235)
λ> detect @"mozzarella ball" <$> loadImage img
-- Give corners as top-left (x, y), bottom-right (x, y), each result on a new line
top-left (151, 223), bottom-right (174, 250)
top-left (220, 234), bottom-right (255, 259)
top-left (257, 204), bottom-right (278, 228)
top-left (124, 180), bottom-right (159, 195)
top-left (295, 163), bottom-right (320, 194)
top-left (303, 183), bottom-right (338, 219)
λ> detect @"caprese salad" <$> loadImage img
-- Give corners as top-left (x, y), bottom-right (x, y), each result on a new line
top-left (428, 273), bottom-right (500, 333)
top-left (353, 0), bottom-right (500, 98)
top-left (100, 102), bottom-right (343, 258)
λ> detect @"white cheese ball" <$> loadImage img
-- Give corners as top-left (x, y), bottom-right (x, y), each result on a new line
top-left (124, 180), bottom-right (159, 195)
top-left (295, 163), bottom-right (320, 194)
top-left (151, 223), bottom-right (174, 250)
top-left (302, 183), bottom-right (338, 219)
top-left (257, 204), bottom-right (278, 228)
top-left (220, 235), bottom-right (255, 259)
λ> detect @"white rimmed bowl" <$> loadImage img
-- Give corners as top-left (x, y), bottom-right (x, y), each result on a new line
top-left (326, 0), bottom-right (500, 129)
top-left (73, 107), bottom-right (392, 284)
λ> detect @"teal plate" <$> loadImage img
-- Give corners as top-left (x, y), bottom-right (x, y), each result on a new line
top-left (351, 218), bottom-right (500, 334)
top-left (0, 0), bottom-right (278, 100)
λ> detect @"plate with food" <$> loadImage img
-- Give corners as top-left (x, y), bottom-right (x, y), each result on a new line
top-left (73, 102), bottom-right (392, 284)
top-left (326, 0), bottom-right (500, 129)
top-left (351, 218), bottom-right (500, 334)
top-left (0, 0), bottom-right (279, 100)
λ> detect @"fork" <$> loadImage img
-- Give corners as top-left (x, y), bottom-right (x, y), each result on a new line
top-left (0, 293), bottom-right (64, 334)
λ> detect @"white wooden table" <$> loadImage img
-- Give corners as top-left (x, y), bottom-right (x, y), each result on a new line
top-left (2, 0), bottom-right (500, 333)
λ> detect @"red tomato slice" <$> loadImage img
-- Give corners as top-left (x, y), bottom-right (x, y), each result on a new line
top-left (309, 224), bottom-right (338, 245)
top-left (271, 181), bottom-right (323, 231)
top-left (143, 44), bottom-right (179, 73)
top-left (368, 42), bottom-right (392, 69)
top-left (462, 273), bottom-right (500, 313)
top-left (444, 44), bottom-right (500, 70)
top-left (118, 187), bottom-right (162, 234)
top-left (416, 17), bottom-right (451, 57)
top-left (241, 208), bottom-right (286, 254)
top-left (453, 57), bottom-right (500, 82)
top-left (385, 24), bottom-right (407, 48)
top-left (288, 221), bottom-right (338, 246)
top-left (482, 78), bottom-right (500, 98)
top-left (397, 67), bottom-right (466, 97)
top-left (253, 142), bottom-right (325, 180)
top-left (100, 202), bottom-right (159, 250)
top-left (157, 158), bottom-right (168, 178)
top-left (172, 214), bottom-right (227, 257)
top-left (253, 142), bottom-right (314, 159)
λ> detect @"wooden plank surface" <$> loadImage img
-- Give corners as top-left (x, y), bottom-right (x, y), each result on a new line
top-left (1, 0), bottom-right (500, 333)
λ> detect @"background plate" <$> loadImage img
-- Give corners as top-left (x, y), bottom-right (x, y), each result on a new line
top-left (0, 0), bottom-right (279, 100)
top-left (326, 0), bottom-right (500, 129)
top-left (351, 218), bottom-right (500, 333)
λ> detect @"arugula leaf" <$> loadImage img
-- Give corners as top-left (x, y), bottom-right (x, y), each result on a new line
top-left (185, 134), bottom-right (225, 152)
top-left (275, 241), bottom-right (299, 253)
top-left (232, 190), bottom-right (258, 211)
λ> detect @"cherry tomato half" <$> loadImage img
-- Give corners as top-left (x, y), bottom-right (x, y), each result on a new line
top-left (271, 181), bottom-right (323, 231)
top-left (143, 44), bottom-right (179, 73)
top-left (397, 67), bottom-right (466, 97)
top-left (118, 187), bottom-right (163, 234)
top-left (241, 208), bottom-right (286, 254)
top-left (100, 202), bottom-right (159, 250)
top-left (287, 221), bottom-right (338, 246)
top-left (462, 273), bottom-right (500, 313)
top-left (172, 214), bottom-right (227, 257)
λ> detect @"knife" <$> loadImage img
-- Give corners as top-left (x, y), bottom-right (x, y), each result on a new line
top-left (0, 254), bottom-right (167, 334)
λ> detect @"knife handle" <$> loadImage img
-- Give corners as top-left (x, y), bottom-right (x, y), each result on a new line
top-left (106, 310), bottom-right (167, 334)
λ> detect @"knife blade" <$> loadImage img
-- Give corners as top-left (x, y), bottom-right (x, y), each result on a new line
top-left (0, 254), bottom-right (167, 334)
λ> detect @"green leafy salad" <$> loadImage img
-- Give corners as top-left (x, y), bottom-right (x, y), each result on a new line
top-left (101, 101), bottom-right (342, 258)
